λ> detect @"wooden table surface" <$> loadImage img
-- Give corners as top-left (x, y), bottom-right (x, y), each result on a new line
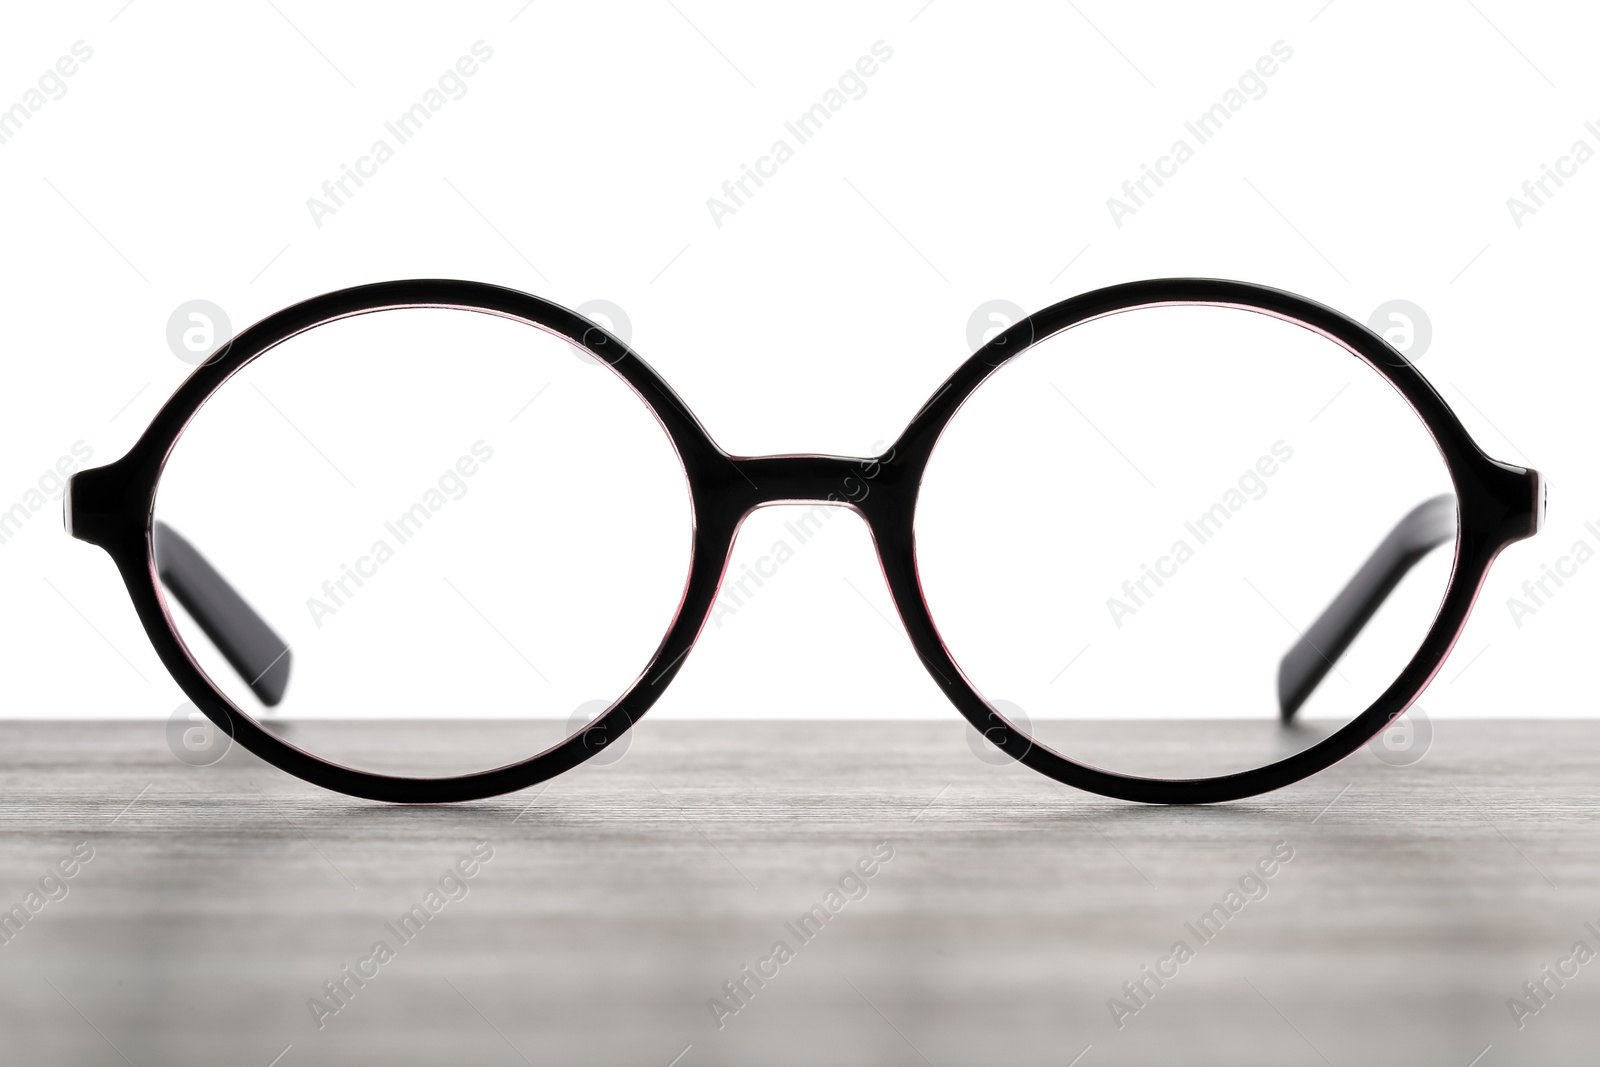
top-left (0, 719), bottom-right (1596, 1066)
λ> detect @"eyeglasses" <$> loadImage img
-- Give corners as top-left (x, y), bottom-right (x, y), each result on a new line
top-left (68, 278), bottom-right (1542, 803)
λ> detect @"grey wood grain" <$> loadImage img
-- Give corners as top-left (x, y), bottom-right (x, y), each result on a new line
top-left (0, 719), bottom-right (1596, 1066)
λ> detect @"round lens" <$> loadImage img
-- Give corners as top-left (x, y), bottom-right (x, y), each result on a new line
top-left (154, 307), bottom-right (692, 777)
top-left (916, 303), bottom-right (1455, 780)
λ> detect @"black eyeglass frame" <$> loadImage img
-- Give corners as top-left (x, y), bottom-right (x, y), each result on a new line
top-left (68, 277), bottom-right (1542, 805)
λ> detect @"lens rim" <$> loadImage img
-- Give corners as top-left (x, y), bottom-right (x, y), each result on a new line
top-left (70, 280), bottom-right (725, 802)
top-left (68, 278), bottom-right (1541, 804)
top-left (894, 279), bottom-right (1541, 802)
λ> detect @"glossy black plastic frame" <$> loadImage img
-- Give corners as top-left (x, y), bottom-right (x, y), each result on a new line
top-left (69, 278), bottom-right (1542, 805)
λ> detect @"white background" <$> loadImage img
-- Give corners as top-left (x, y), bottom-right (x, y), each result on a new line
top-left (0, 0), bottom-right (1594, 725)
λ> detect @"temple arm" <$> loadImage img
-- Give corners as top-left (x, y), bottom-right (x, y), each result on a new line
top-left (153, 522), bottom-right (292, 706)
top-left (1277, 494), bottom-right (1456, 723)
